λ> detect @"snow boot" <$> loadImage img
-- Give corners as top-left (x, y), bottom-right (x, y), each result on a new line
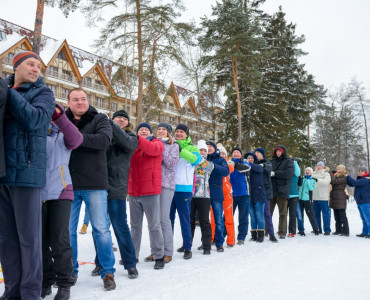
top-left (324, 232), bottom-right (331, 236)
top-left (154, 257), bottom-right (165, 270)
top-left (216, 245), bottom-right (224, 252)
top-left (183, 250), bottom-right (192, 260)
top-left (91, 266), bottom-right (102, 276)
top-left (227, 244), bottom-right (234, 248)
top-left (356, 234), bottom-right (365, 237)
top-left (54, 287), bottom-right (70, 300)
top-left (197, 245), bottom-right (204, 251)
top-left (41, 286), bottom-right (52, 298)
top-left (298, 232), bottom-right (306, 236)
top-left (257, 230), bottom-right (264, 243)
top-left (164, 255), bottom-right (172, 263)
top-left (72, 275), bottom-right (78, 284)
top-left (203, 248), bottom-right (211, 255)
top-left (269, 235), bottom-right (278, 243)
top-left (237, 240), bottom-right (244, 245)
top-left (249, 230), bottom-right (257, 242)
top-left (79, 224), bottom-right (88, 234)
top-left (177, 246), bottom-right (185, 253)
top-left (127, 268), bottom-right (138, 279)
top-left (332, 232), bottom-right (340, 235)
top-left (103, 273), bottom-right (116, 291)
top-left (144, 254), bottom-right (154, 262)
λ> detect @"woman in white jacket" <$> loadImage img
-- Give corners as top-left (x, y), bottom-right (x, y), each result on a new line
top-left (312, 161), bottom-right (332, 235)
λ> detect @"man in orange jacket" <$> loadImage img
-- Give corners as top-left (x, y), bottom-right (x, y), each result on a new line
top-left (210, 144), bottom-right (235, 247)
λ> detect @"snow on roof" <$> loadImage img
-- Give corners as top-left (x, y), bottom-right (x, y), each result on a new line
top-left (174, 84), bottom-right (194, 107)
top-left (39, 38), bottom-right (64, 65)
top-left (78, 59), bottom-right (95, 76)
top-left (0, 32), bottom-right (24, 55)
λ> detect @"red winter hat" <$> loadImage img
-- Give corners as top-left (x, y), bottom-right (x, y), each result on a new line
top-left (12, 51), bottom-right (40, 70)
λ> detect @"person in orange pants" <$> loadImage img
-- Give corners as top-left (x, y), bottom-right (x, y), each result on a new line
top-left (211, 144), bottom-right (235, 247)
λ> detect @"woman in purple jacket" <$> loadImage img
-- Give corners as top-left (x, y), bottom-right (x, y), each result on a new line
top-left (41, 103), bottom-right (83, 300)
top-left (145, 123), bottom-right (179, 264)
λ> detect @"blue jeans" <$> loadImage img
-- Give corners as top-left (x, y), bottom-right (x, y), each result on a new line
top-left (233, 195), bottom-right (250, 241)
top-left (296, 201), bottom-right (305, 233)
top-left (358, 203), bottom-right (370, 235)
top-left (95, 199), bottom-right (136, 269)
top-left (69, 190), bottom-right (115, 278)
top-left (83, 206), bottom-right (90, 226)
top-left (170, 192), bottom-right (193, 250)
top-left (211, 201), bottom-right (225, 246)
top-left (250, 201), bottom-right (265, 230)
top-left (313, 200), bottom-right (331, 233)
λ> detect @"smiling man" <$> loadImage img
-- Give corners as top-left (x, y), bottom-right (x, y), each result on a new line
top-left (0, 51), bottom-right (55, 300)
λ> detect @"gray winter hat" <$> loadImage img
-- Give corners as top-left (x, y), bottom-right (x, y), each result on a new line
top-left (317, 161), bottom-right (325, 168)
top-left (359, 166), bottom-right (368, 173)
top-left (157, 122), bottom-right (172, 134)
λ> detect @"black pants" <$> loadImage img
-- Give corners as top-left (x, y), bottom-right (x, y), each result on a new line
top-left (288, 197), bottom-right (298, 234)
top-left (0, 185), bottom-right (42, 300)
top-left (42, 200), bottom-right (74, 288)
top-left (190, 197), bottom-right (212, 250)
top-left (299, 200), bottom-right (319, 232)
top-left (333, 209), bottom-right (349, 235)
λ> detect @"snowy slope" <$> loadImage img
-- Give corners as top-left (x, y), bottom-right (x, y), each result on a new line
top-left (1, 201), bottom-right (368, 300)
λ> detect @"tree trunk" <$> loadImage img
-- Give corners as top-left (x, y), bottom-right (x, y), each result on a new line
top-left (32, 0), bottom-right (45, 55)
top-left (359, 99), bottom-right (370, 170)
top-left (135, 0), bottom-right (144, 125)
top-left (231, 56), bottom-right (242, 148)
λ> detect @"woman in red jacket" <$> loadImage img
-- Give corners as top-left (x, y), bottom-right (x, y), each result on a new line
top-left (128, 123), bottom-right (165, 270)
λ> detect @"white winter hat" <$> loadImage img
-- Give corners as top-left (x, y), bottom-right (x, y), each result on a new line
top-left (197, 140), bottom-right (208, 152)
top-left (305, 167), bottom-right (313, 174)
top-left (217, 143), bottom-right (227, 156)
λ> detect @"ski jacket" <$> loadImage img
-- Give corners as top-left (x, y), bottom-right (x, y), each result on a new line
top-left (289, 161), bottom-right (301, 198)
top-left (107, 122), bottom-right (138, 200)
top-left (174, 136), bottom-right (201, 192)
top-left (3, 74), bottom-right (55, 187)
top-left (271, 145), bottom-right (294, 199)
top-left (299, 176), bottom-right (316, 201)
top-left (256, 158), bottom-right (272, 200)
top-left (128, 136), bottom-right (164, 196)
top-left (0, 78), bottom-right (7, 178)
top-left (66, 106), bottom-right (112, 190)
top-left (160, 139), bottom-right (179, 190)
top-left (230, 158), bottom-right (249, 197)
top-left (193, 156), bottom-right (214, 199)
top-left (329, 174), bottom-right (348, 209)
top-left (207, 151), bottom-right (229, 201)
top-left (43, 104), bottom-right (83, 201)
top-left (242, 151), bottom-right (266, 203)
top-left (347, 173), bottom-right (370, 205)
top-left (312, 169), bottom-right (331, 200)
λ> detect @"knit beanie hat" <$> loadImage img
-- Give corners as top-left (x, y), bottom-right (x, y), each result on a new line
top-left (305, 167), bottom-right (313, 174)
top-left (113, 109), bottom-right (129, 121)
top-left (13, 51), bottom-right (40, 70)
top-left (157, 122), bottom-right (172, 134)
top-left (136, 123), bottom-right (152, 134)
top-left (255, 147), bottom-right (265, 157)
top-left (217, 143), bottom-right (227, 156)
top-left (231, 147), bottom-right (242, 156)
top-left (359, 166), bottom-right (368, 173)
top-left (197, 140), bottom-right (208, 153)
top-left (317, 161), bottom-right (325, 168)
top-left (206, 140), bottom-right (217, 151)
top-left (175, 124), bottom-right (189, 136)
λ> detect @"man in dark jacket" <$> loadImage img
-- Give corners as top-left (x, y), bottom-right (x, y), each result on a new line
top-left (255, 148), bottom-right (278, 242)
top-left (0, 51), bottom-right (55, 300)
top-left (0, 78), bottom-right (6, 179)
top-left (92, 109), bottom-right (139, 279)
top-left (206, 141), bottom-right (229, 252)
top-left (66, 88), bottom-right (116, 291)
top-left (270, 145), bottom-right (294, 239)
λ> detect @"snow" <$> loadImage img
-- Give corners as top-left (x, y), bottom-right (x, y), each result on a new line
top-left (1, 201), bottom-right (368, 299)
top-left (39, 39), bottom-right (65, 65)
top-left (0, 32), bottom-right (24, 54)
top-left (78, 60), bottom-right (95, 77)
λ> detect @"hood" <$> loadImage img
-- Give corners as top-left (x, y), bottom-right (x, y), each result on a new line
top-left (244, 150), bottom-right (257, 163)
top-left (177, 136), bottom-right (192, 149)
top-left (207, 149), bottom-right (220, 160)
top-left (273, 145), bottom-right (287, 159)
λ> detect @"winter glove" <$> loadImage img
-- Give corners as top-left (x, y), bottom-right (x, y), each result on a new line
top-left (271, 171), bottom-right (275, 177)
top-left (306, 174), bottom-right (311, 179)
top-left (227, 160), bottom-right (235, 167)
top-left (242, 159), bottom-right (251, 167)
top-left (259, 163), bottom-right (264, 168)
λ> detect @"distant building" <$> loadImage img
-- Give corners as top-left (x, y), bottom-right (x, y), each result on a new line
top-left (0, 18), bottom-right (225, 142)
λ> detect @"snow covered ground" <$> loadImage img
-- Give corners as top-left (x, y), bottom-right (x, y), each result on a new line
top-left (1, 200), bottom-right (368, 300)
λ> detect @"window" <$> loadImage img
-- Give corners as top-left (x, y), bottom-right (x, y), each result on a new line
top-left (61, 87), bottom-right (69, 99)
top-left (169, 117), bottom-right (174, 122)
top-left (57, 50), bottom-right (67, 60)
top-left (47, 84), bottom-right (57, 94)
top-left (4, 52), bottom-right (14, 65)
top-left (83, 77), bottom-right (92, 88)
top-left (2, 72), bottom-right (10, 79)
top-left (74, 56), bottom-right (83, 68)
top-left (111, 102), bottom-right (117, 112)
top-left (161, 115), bottom-right (166, 122)
top-left (0, 31), bottom-right (6, 41)
top-left (61, 70), bottom-right (72, 81)
top-left (95, 80), bottom-right (104, 91)
top-left (95, 97), bottom-right (104, 108)
top-left (47, 66), bottom-right (58, 78)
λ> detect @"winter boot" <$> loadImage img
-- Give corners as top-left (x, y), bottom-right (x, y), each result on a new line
top-left (257, 230), bottom-right (264, 243)
top-left (103, 274), bottom-right (116, 291)
top-left (144, 254), bottom-right (154, 262)
top-left (324, 232), bottom-right (331, 235)
top-left (356, 234), bottom-right (365, 237)
top-left (269, 235), bottom-right (278, 243)
top-left (127, 268), bottom-right (138, 279)
top-left (154, 257), bottom-right (165, 270)
top-left (54, 287), bottom-right (71, 300)
top-left (249, 230), bottom-right (257, 242)
top-left (227, 244), bottom-right (234, 248)
top-left (183, 250), bottom-right (192, 260)
top-left (298, 232), bottom-right (306, 236)
top-left (216, 245), bottom-right (224, 252)
top-left (41, 286), bottom-right (52, 298)
top-left (177, 246), bottom-right (184, 253)
top-left (197, 245), bottom-right (204, 251)
top-left (91, 266), bottom-right (102, 276)
top-left (237, 240), bottom-right (244, 245)
top-left (79, 224), bottom-right (88, 234)
top-left (203, 248), bottom-right (211, 255)
top-left (164, 255), bottom-right (172, 263)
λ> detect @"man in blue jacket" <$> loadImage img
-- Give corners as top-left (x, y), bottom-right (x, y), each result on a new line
top-left (206, 141), bottom-right (229, 252)
top-left (0, 51), bottom-right (55, 300)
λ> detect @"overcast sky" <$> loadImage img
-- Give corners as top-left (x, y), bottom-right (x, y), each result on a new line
top-left (1, 0), bottom-right (369, 93)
